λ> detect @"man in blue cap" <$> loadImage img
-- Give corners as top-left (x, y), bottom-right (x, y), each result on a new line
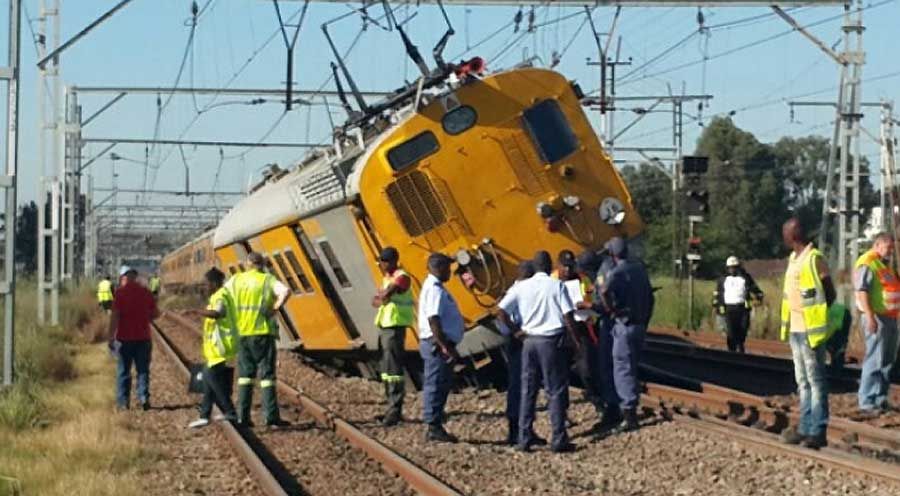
top-left (598, 237), bottom-right (654, 432)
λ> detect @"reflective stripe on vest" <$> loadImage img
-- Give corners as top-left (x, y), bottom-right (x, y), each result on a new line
top-left (230, 270), bottom-right (276, 337)
top-left (854, 250), bottom-right (900, 318)
top-left (97, 280), bottom-right (113, 302)
top-left (374, 269), bottom-right (414, 328)
top-left (380, 373), bottom-right (404, 383)
top-left (202, 287), bottom-right (238, 366)
top-left (780, 247), bottom-right (830, 347)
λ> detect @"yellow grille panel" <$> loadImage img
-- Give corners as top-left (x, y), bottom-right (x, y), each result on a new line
top-left (386, 170), bottom-right (448, 237)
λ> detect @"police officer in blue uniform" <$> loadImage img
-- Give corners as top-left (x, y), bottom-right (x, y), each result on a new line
top-left (498, 251), bottom-right (580, 453)
top-left (496, 260), bottom-right (541, 446)
top-left (599, 237), bottom-right (654, 433)
top-left (418, 253), bottom-right (464, 443)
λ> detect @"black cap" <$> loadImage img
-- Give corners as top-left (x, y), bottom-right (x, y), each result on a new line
top-left (576, 250), bottom-right (600, 273)
top-left (558, 250), bottom-right (576, 268)
top-left (379, 246), bottom-right (399, 262)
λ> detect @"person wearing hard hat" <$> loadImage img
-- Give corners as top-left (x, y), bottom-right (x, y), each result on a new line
top-left (712, 256), bottom-right (764, 353)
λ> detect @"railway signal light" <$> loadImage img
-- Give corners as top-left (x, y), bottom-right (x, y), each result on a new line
top-left (685, 189), bottom-right (709, 217)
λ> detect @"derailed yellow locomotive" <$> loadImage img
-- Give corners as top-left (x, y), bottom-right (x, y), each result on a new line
top-left (163, 64), bottom-right (641, 377)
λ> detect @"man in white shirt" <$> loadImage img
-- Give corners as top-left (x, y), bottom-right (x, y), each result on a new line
top-left (497, 251), bottom-right (579, 453)
top-left (418, 253), bottom-right (464, 443)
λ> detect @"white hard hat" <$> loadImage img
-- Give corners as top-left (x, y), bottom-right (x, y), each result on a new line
top-left (119, 265), bottom-right (135, 277)
top-left (726, 256), bottom-right (740, 267)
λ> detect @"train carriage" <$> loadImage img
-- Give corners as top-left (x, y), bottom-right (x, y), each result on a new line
top-left (198, 65), bottom-right (642, 379)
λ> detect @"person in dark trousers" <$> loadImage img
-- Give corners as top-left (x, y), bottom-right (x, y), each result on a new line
top-left (496, 260), bottom-right (538, 445)
top-left (108, 265), bottom-right (160, 411)
top-left (226, 252), bottom-right (291, 428)
top-left (189, 268), bottom-right (239, 428)
top-left (418, 253), bottom-right (464, 443)
top-left (555, 250), bottom-right (604, 417)
top-left (498, 251), bottom-right (580, 453)
top-left (713, 256), bottom-right (764, 353)
top-left (598, 238), bottom-right (654, 433)
top-left (371, 246), bottom-right (414, 426)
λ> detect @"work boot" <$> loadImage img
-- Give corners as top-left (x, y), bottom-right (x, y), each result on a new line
top-left (265, 418), bottom-right (291, 430)
top-left (612, 408), bottom-right (639, 434)
top-left (188, 418), bottom-right (210, 429)
top-left (506, 419), bottom-right (518, 446)
top-left (381, 410), bottom-right (401, 427)
top-left (800, 433), bottom-right (828, 450)
top-left (550, 441), bottom-right (577, 453)
top-left (780, 427), bottom-right (805, 445)
top-left (593, 407), bottom-right (623, 432)
top-left (425, 424), bottom-right (458, 443)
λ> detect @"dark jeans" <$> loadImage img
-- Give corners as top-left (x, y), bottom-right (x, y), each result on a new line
top-left (379, 326), bottom-right (406, 417)
top-left (419, 338), bottom-right (452, 426)
top-left (199, 362), bottom-right (236, 419)
top-left (116, 340), bottom-right (152, 409)
top-left (724, 305), bottom-right (749, 353)
top-left (237, 335), bottom-right (279, 424)
top-left (505, 339), bottom-right (523, 425)
top-left (597, 319), bottom-right (620, 411)
top-left (520, 333), bottom-right (569, 449)
top-left (572, 321), bottom-right (604, 411)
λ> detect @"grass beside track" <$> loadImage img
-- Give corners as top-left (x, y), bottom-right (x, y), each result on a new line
top-left (650, 276), bottom-right (782, 339)
top-left (0, 280), bottom-right (154, 496)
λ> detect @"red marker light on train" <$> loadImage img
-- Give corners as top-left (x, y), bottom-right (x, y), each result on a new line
top-left (545, 217), bottom-right (562, 233)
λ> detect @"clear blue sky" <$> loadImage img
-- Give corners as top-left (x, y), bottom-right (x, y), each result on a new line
top-left (8, 1), bottom-right (900, 208)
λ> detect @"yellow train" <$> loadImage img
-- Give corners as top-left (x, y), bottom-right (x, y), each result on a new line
top-left (162, 65), bottom-right (642, 377)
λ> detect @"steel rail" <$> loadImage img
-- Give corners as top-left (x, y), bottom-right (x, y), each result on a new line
top-left (644, 393), bottom-right (900, 487)
top-left (641, 365), bottom-right (900, 454)
top-left (164, 312), bottom-right (462, 496)
top-left (150, 322), bottom-right (290, 496)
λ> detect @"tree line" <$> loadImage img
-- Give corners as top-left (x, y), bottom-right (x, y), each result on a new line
top-left (620, 116), bottom-right (878, 276)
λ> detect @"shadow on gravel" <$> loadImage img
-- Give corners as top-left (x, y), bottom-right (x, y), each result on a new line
top-left (239, 427), bottom-right (308, 495)
top-left (148, 403), bottom-right (195, 411)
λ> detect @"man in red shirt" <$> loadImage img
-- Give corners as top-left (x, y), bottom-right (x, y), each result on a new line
top-left (108, 265), bottom-right (160, 411)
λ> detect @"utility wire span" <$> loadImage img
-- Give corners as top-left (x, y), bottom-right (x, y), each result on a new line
top-left (619, 0), bottom-right (897, 88)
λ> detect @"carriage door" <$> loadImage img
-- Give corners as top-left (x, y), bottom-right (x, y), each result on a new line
top-left (302, 210), bottom-right (381, 351)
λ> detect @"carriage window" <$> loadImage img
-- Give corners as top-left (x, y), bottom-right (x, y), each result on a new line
top-left (273, 253), bottom-right (301, 294)
top-left (386, 131), bottom-right (439, 171)
top-left (442, 105), bottom-right (477, 135)
top-left (284, 250), bottom-right (314, 293)
top-left (522, 99), bottom-right (578, 163)
top-left (318, 241), bottom-right (352, 288)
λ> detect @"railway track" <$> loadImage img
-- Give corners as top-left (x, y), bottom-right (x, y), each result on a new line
top-left (641, 381), bottom-right (900, 484)
top-left (159, 312), bottom-right (460, 496)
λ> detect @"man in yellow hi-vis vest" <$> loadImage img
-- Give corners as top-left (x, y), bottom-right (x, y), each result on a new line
top-left (189, 267), bottom-right (238, 428)
top-left (854, 232), bottom-right (900, 414)
top-left (371, 247), bottom-right (413, 427)
top-left (225, 252), bottom-right (290, 428)
top-left (779, 218), bottom-right (836, 449)
top-left (97, 275), bottom-right (114, 312)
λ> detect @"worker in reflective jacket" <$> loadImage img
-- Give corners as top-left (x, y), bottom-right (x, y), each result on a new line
top-left (854, 232), bottom-right (900, 414)
top-left (713, 256), bottom-right (764, 353)
top-left (372, 247), bottom-right (414, 427)
top-left (189, 267), bottom-right (238, 428)
top-left (779, 217), bottom-right (836, 450)
top-left (97, 275), bottom-right (114, 313)
top-left (225, 252), bottom-right (290, 429)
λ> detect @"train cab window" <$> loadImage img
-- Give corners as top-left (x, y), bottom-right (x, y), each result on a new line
top-left (318, 241), bottom-right (352, 288)
top-left (386, 131), bottom-right (439, 171)
top-left (272, 253), bottom-right (301, 294)
top-left (284, 250), bottom-right (314, 293)
top-left (522, 99), bottom-right (578, 163)
top-left (442, 105), bottom-right (477, 135)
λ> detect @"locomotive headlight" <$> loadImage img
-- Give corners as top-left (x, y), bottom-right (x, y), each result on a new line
top-left (599, 197), bottom-right (626, 225)
top-left (536, 202), bottom-right (554, 219)
top-left (455, 249), bottom-right (473, 266)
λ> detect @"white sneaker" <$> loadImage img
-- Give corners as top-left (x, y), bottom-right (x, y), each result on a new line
top-left (188, 418), bottom-right (210, 429)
